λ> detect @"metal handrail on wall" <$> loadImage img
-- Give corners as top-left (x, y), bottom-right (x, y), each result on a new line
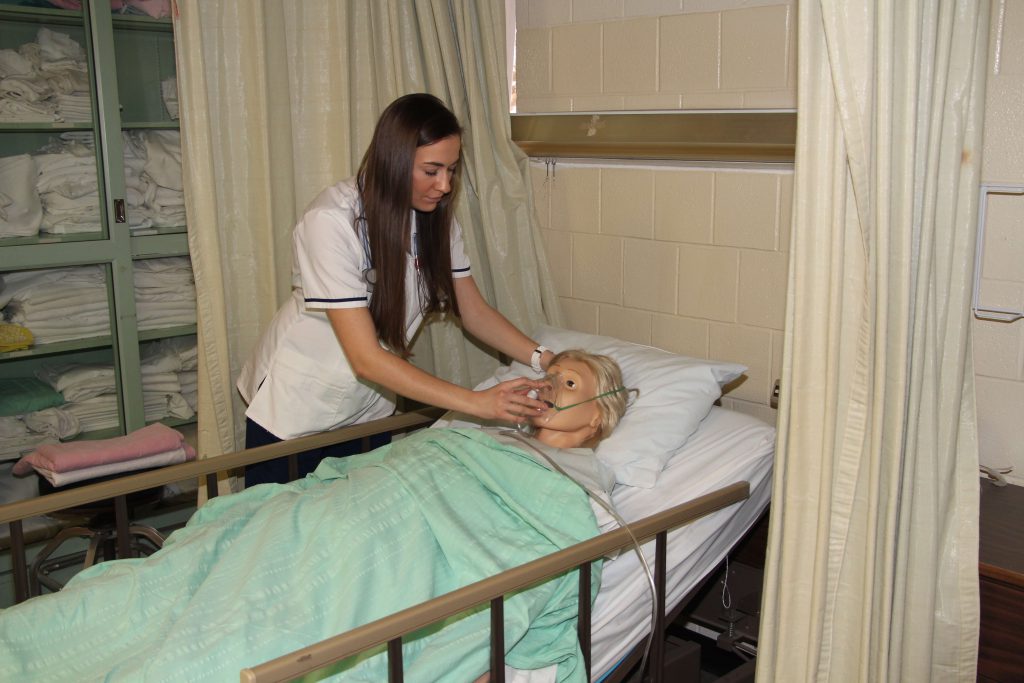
top-left (973, 183), bottom-right (1024, 323)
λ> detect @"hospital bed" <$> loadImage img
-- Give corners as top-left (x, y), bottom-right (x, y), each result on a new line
top-left (0, 327), bottom-right (775, 682)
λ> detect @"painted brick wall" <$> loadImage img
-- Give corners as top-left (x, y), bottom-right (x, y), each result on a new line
top-left (514, 0), bottom-right (797, 112)
top-left (515, 1), bottom-right (796, 422)
top-left (977, 1), bottom-right (1024, 485)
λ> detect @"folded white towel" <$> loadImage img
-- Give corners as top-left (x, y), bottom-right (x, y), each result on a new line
top-left (33, 446), bottom-right (189, 486)
top-left (37, 28), bottom-right (86, 63)
top-left (161, 76), bottom-right (178, 119)
top-left (23, 407), bottom-right (80, 440)
top-left (36, 364), bottom-right (116, 402)
top-left (0, 96), bottom-right (59, 122)
top-left (0, 48), bottom-right (35, 78)
top-left (0, 154), bottom-right (42, 237)
top-left (0, 75), bottom-right (51, 103)
top-left (142, 130), bottom-right (182, 190)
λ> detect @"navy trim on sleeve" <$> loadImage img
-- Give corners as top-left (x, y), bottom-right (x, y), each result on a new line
top-left (451, 266), bottom-right (471, 274)
top-left (305, 296), bottom-right (368, 303)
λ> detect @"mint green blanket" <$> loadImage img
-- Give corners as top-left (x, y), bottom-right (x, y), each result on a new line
top-left (0, 429), bottom-right (601, 682)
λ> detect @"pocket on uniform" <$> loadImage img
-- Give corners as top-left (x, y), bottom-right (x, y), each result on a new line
top-left (251, 346), bottom-right (358, 439)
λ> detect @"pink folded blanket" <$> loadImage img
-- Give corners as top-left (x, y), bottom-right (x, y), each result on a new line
top-left (13, 422), bottom-right (196, 477)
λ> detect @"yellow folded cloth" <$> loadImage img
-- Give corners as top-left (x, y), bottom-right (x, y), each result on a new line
top-left (0, 323), bottom-right (33, 353)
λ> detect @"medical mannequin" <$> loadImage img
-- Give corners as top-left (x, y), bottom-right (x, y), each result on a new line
top-left (1, 351), bottom-right (630, 682)
top-left (525, 349), bottom-right (627, 450)
top-left (237, 93), bottom-right (553, 485)
top-left (474, 349), bottom-right (627, 683)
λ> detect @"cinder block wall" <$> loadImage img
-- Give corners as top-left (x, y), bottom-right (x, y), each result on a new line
top-left (515, 0), bottom-right (797, 113)
top-left (977, 2), bottom-right (1024, 485)
top-left (530, 162), bottom-right (789, 424)
top-left (516, 0), bottom-right (796, 422)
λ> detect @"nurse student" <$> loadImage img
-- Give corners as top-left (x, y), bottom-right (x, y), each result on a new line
top-left (237, 93), bottom-right (553, 485)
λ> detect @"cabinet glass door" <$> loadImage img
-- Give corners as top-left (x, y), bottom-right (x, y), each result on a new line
top-left (0, 262), bottom-right (125, 444)
top-left (0, 2), bottom-right (106, 245)
top-left (111, 5), bottom-right (184, 238)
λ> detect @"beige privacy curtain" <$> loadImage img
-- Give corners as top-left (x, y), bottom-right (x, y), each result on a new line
top-left (171, 0), bottom-right (558, 458)
top-left (758, 2), bottom-right (988, 682)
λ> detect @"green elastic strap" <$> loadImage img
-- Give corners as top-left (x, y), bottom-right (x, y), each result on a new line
top-left (550, 386), bottom-right (628, 412)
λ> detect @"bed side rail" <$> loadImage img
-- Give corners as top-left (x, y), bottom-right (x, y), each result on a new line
top-left (2, 408), bottom-right (443, 603)
top-left (240, 480), bottom-right (750, 683)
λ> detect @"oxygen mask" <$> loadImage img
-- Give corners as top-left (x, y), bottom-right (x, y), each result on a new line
top-left (523, 372), bottom-right (627, 433)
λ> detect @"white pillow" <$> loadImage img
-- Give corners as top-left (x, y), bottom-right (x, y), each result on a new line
top-left (482, 325), bottom-right (746, 488)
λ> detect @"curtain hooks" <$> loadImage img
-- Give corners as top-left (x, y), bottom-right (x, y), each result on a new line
top-left (542, 158), bottom-right (557, 186)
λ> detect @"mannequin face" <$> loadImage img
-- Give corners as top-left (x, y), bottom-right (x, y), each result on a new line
top-left (410, 135), bottom-right (461, 212)
top-left (529, 358), bottom-right (603, 449)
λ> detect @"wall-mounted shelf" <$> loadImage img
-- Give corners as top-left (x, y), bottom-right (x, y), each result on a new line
top-left (511, 111), bottom-right (797, 164)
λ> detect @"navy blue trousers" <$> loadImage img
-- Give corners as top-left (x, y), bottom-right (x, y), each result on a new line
top-left (243, 418), bottom-right (391, 488)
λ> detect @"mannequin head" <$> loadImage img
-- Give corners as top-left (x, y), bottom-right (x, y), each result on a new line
top-left (529, 350), bottom-right (627, 449)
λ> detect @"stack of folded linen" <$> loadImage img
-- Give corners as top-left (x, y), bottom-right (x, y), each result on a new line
top-left (35, 362), bottom-right (118, 432)
top-left (134, 257), bottom-right (197, 330)
top-left (34, 136), bottom-right (101, 234)
top-left (0, 154), bottom-right (42, 238)
top-left (0, 266), bottom-right (109, 344)
top-left (0, 376), bottom-right (81, 462)
top-left (161, 76), bottom-right (178, 119)
top-left (0, 259), bottom-right (196, 346)
top-left (34, 356), bottom-right (195, 429)
top-left (0, 407), bottom-right (81, 463)
top-left (12, 422), bottom-right (196, 487)
top-left (166, 338), bottom-right (199, 412)
top-left (0, 28), bottom-right (91, 124)
top-left (0, 128), bottom-right (185, 238)
top-left (141, 340), bottom-right (195, 421)
top-left (123, 130), bottom-right (185, 229)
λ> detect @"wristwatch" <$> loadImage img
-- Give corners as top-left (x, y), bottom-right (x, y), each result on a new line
top-left (530, 345), bottom-right (549, 374)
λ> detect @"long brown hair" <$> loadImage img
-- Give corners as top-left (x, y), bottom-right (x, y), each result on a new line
top-left (356, 93), bottom-right (463, 357)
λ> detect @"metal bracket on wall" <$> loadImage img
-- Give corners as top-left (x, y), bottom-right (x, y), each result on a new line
top-left (973, 183), bottom-right (1024, 323)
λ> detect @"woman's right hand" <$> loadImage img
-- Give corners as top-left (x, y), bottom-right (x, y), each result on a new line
top-left (476, 377), bottom-right (551, 425)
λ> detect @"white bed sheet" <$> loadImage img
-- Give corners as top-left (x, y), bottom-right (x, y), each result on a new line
top-left (508, 406), bottom-right (775, 682)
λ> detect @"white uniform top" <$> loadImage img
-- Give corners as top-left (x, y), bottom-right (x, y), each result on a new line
top-left (236, 178), bottom-right (472, 440)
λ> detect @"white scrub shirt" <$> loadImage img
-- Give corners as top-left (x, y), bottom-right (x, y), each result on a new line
top-left (237, 178), bottom-right (472, 440)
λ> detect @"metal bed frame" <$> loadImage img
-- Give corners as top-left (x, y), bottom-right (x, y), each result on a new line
top-left (0, 407), bottom-right (752, 682)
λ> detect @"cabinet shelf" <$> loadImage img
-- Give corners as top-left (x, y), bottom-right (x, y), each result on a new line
top-left (0, 122), bottom-right (93, 133)
top-left (0, 324), bottom-right (195, 362)
top-left (157, 416), bottom-right (196, 430)
top-left (130, 230), bottom-right (188, 258)
top-left (0, 4), bottom-right (80, 24)
top-left (138, 324), bottom-right (196, 342)
top-left (121, 121), bottom-right (179, 130)
top-left (111, 14), bottom-right (171, 31)
top-left (0, 231), bottom-right (106, 248)
top-left (0, 335), bottom-right (113, 362)
top-left (71, 426), bottom-right (122, 442)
